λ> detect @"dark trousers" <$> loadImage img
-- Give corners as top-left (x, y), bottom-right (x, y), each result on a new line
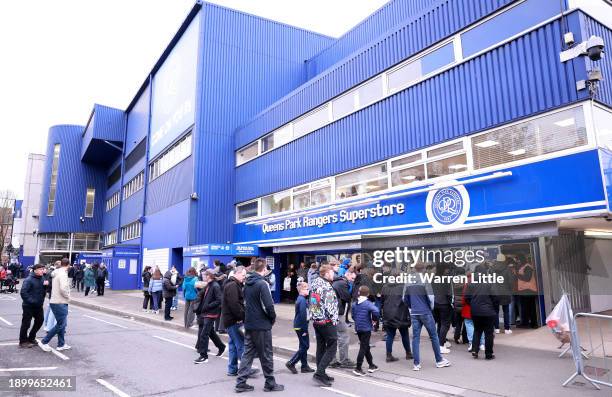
top-left (433, 304), bottom-right (452, 346)
top-left (385, 326), bottom-right (411, 354)
top-left (143, 291), bottom-right (153, 310)
top-left (84, 286), bottom-right (91, 296)
top-left (164, 296), bottom-right (173, 319)
top-left (495, 304), bottom-right (511, 330)
top-left (520, 295), bottom-right (538, 327)
top-left (236, 329), bottom-right (276, 388)
top-left (472, 315), bottom-right (495, 358)
top-left (356, 331), bottom-right (374, 369)
top-left (19, 305), bottom-right (44, 344)
top-left (196, 317), bottom-right (225, 357)
top-left (75, 279), bottom-right (83, 292)
top-left (313, 323), bottom-right (338, 376)
top-left (288, 328), bottom-right (310, 367)
top-left (96, 278), bottom-right (105, 296)
top-left (453, 311), bottom-right (468, 342)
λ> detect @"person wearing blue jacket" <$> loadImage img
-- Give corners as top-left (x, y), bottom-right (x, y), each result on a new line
top-left (148, 268), bottom-right (164, 314)
top-left (285, 282), bottom-right (315, 375)
top-left (182, 268), bottom-right (198, 328)
top-left (351, 285), bottom-right (380, 376)
top-left (404, 263), bottom-right (451, 371)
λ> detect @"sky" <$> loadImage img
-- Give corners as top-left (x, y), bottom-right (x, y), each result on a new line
top-left (0, 0), bottom-right (389, 198)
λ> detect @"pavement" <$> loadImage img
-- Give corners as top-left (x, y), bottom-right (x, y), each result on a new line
top-left (0, 288), bottom-right (609, 396)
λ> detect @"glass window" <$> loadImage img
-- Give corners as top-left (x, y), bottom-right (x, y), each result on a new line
top-left (391, 164), bottom-right (426, 187)
top-left (47, 144), bottom-right (60, 216)
top-left (236, 141), bottom-right (258, 165)
top-left (426, 154), bottom-right (468, 179)
top-left (85, 188), bottom-right (95, 218)
top-left (311, 186), bottom-right (332, 206)
top-left (332, 91), bottom-right (356, 119)
top-left (261, 134), bottom-right (274, 153)
top-left (471, 107), bottom-right (587, 169)
top-left (150, 133), bottom-right (192, 179)
top-left (594, 106), bottom-right (612, 150)
top-left (293, 105), bottom-right (330, 137)
top-left (274, 125), bottom-right (293, 148)
top-left (357, 77), bottom-right (383, 107)
top-left (261, 191), bottom-right (291, 215)
top-left (391, 153), bottom-right (422, 168)
top-left (293, 191), bottom-right (310, 210)
top-left (427, 142), bottom-right (463, 158)
top-left (237, 201), bottom-right (258, 220)
top-left (335, 164), bottom-right (388, 199)
top-left (420, 42), bottom-right (455, 75)
top-left (388, 60), bottom-right (422, 92)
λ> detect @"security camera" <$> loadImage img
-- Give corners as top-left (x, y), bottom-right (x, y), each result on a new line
top-left (79, 216), bottom-right (85, 223)
top-left (586, 35), bottom-right (604, 61)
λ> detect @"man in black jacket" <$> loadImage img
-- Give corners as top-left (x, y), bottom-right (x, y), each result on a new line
top-left (19, 264), bottom-right (48, 348)
top-left (194, 269), bottom-right (226, 363)
top-left (222, 266), bottom-right (246, 376)
top-left (235, 258), bottom-right (283, 393)
top-left (162, 270), bottom-right (178, 321)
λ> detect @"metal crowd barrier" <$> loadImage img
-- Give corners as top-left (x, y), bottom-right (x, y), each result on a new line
top-left (563, 312), bottom-right (612, 390)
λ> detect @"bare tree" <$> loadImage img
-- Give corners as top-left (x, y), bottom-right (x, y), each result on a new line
top-left (0, 190), bottom-right (16, 255)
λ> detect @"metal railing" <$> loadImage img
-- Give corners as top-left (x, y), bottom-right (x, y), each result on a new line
top-left (563, 312), bottom-right (612, 390)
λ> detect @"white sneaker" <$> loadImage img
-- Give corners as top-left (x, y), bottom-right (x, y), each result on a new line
top-left (479, 345), bottom-right (485, 351)
top-left (39, 342), bottom-right (52, 352)
top-left (440, 346), bottom-right (451, 354)
top-left (505, 329), bottom-right (513, 334)
top-left (495, 329), bottom-right (500, 334)
top-left (412, 364), bottom-right (421, 371)
top-left (56, 345), bottom-right (71, 351)
top-left (467, 343), bottom-right (472, 352)
top-left (436, 359), bottom-right (451, 368)
top-left (444, 341), bottom-right (451, 348)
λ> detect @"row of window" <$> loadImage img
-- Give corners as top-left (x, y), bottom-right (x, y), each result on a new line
top-left (104, 231), bottom-right (117, 246)
top-left (149, 133), bottom-right (192, 181)
top-left (121, 221), bottom-right (141, 241)
top-left (39, 233), bottom-right (101, 252)
top-left (236, 0), bottom-right (562, 167)
top-left (106, 191), bottom-right (120, 212)
top-left (236, 38), bottom-right (458, 166)
top-left (123, 172), bottom-right (144, 200)
top-left (236, 105), bottom-right (589, 221)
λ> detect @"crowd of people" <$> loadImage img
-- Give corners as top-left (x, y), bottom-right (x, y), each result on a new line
top-left (15, 251), bottom-right (539, 393)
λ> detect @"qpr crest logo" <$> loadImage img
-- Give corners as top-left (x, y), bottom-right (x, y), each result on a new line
top-left (425, 183), bottom-right (470, 229)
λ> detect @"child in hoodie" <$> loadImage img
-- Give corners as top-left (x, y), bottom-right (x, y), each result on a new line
top-left (351, 285), bottom-right (379, 376)
top-left (285, 282), bottom-right (315, 374)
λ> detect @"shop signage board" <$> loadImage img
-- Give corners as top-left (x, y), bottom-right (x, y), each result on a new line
top-left (234, 151), bottom-right (608, 245)
top-left (183, 243), bottom-right (259, 257)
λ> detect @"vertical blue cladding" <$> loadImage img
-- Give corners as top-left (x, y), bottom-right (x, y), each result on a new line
top-left (103, 206), bottom-right (119, 233)
top-left (461, 0), bottom-right (563, 57)
top-left (91, 104), bottom-right (125, 142)
top-left (582, 14), bottom-right (612, 107)
top-left (234, 0), bottom-right (520, 149)
top-left (39, 125), bottom-right (106, 233)
top-left (125, 85), bottom-right (150, 156)
top-left (142, 200), bottom-right (190, 249)
top-left (306, 0), bottom-right (468, 77)
top-left (121, 189), bottom-right (145, 225)
top-left (149, 13), bottom-right (199, 160)
top-left (234, 19), bottom-right (583, 203)
top-left (146, 157), bottom-right (193, 215)
top-left (191, 3), bottom-right (335, 244)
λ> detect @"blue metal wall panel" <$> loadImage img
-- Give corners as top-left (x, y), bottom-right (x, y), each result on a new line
top-left (583, 15), bottom-right (612, 107)
top-left (39, 125), bottom-right (106, 233)
top-left (191, 4), bottom-right (335, 244)
top-left (92, 104), bottom-right (125, 142)
top-left (123, 157), bottom-right (145, 183)
top-left (121, 189), bottom-right (145, 226)
top-left (142, 199), bottom-right (190, 249)
top-left (235, 19), bottom-right (585, 203)
top-left (307, 0), bottom-right (446, 77)
top-left (146, 156), bottom-right (193, 215)
top-left (125, 87), bottom-right (150, 156)
top-left (103, 206), bottom-right (119, 233)
top-left (235, 0), bottom-right (523, 149)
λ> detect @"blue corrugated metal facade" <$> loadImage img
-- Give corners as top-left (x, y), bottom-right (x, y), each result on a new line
top-left (583, 15), bottom-right (612, 107)
top-left (37, 0), bottom-right (612, 292)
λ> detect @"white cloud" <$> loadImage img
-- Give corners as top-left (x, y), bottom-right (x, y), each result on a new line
top-left (0, 0), bottom-right (387, 197)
